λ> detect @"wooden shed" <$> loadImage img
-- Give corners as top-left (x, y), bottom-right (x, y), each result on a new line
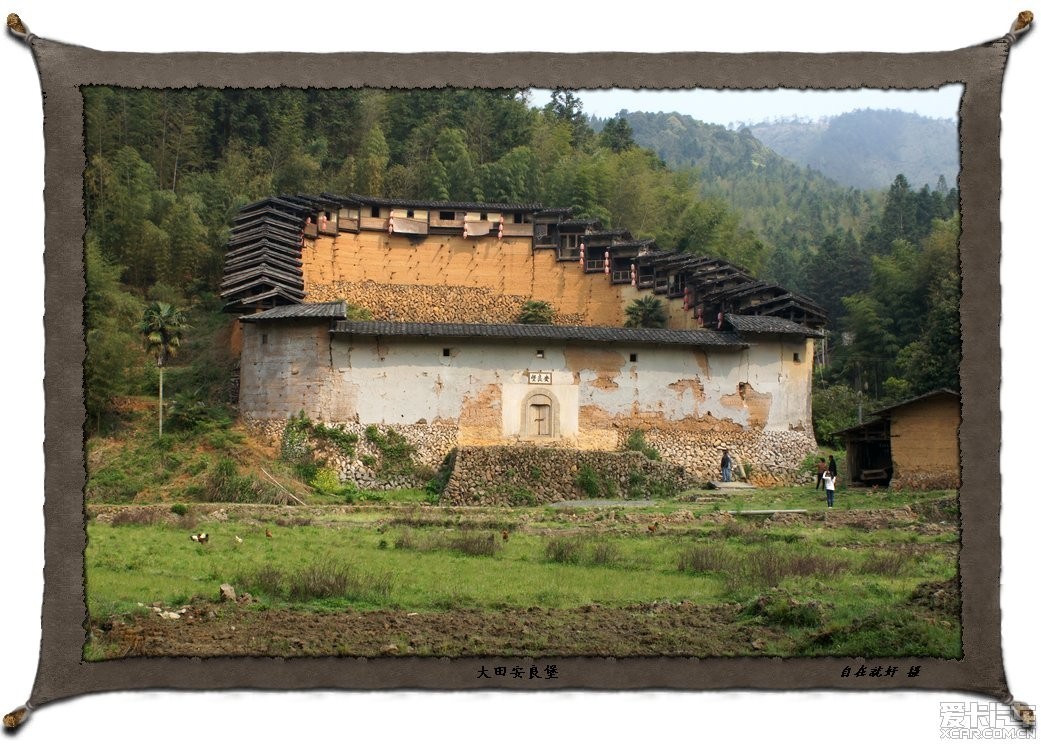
top-left (839, 389), bottom-right (960, 490)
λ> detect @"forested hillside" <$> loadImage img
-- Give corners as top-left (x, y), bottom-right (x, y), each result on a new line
top-left (83, 87), bottom-right (961, 444)
top-left (606, 110), bottom-right (880, 274)
top-left (748, 109), bottom-right (958, 189)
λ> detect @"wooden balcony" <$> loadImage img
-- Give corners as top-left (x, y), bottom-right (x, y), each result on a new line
top-left (500, 223), bottom-right (534, 237)
top-left (429, 215), bottom-right (464, 229)
top-left (359, 217), bottom-right (389, 231)
top-left (391, 216), bottom-right (429, 235)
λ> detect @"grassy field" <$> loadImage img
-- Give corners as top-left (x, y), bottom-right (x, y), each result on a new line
top-left (85, 486), bottom-right (960, 659)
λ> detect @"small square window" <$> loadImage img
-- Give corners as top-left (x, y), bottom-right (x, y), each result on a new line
top-left (629, 353), bottom-right (638, 363)
top-left (480, 212), bottom-right (488, 221)
top-left (406, 209), bottom-right (415, 218)
top-left (442, 348), bottom-right (451, 357)
top-left (536, 349), bottom-right (545, 359)
top-left (793, 352), bottom-right (802, 363)
top-left (261, 334), bottom-right (268, 345)
top-left (440, 211), bottom-right (455, 220)
top-left (370, 207), bottom-right (380, 218)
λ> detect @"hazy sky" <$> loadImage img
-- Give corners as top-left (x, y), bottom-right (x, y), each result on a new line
top-left (530, 86), bottom-right (962, 127)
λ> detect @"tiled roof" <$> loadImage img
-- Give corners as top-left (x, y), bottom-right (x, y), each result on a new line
top-left (557, 219), bottom-right (602, 229)
top-left (724, 314), bottom-right (825, 338)
top-left (341, 194), bottom-right (543, 212)
top-left (240, 301), bottom-right (347, 322)
top-left (330, 320), bottom-right (745, 348)
top-left (869, 388), bottom-right (960, 417)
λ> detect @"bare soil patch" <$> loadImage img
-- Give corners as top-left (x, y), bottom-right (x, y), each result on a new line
top-left (92, 601), bottom-right (787, 658)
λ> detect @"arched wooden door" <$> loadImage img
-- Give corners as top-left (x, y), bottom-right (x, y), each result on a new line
top-left (526, 393), bottom-right (553, 437)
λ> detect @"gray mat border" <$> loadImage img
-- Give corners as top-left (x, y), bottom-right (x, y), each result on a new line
top-left (23, 38), bottom-right (1010, 707)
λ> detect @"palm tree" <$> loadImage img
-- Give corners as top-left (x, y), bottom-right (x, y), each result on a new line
top-left (138, 301), bottom-right (189, 437)
top-left (517, 300), bottom-right (555, 324)
top-left (624, 296), bottom-right (667, 329)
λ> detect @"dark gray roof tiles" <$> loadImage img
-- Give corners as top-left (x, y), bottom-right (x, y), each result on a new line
top-left (724, 314), bottom-right (824, 338)
top-left (240, 301), bottom-right (348, 322)
top-left (330, 320), bottom-right (745, 348)
top-left (344, 194), bottom-right (543, 212)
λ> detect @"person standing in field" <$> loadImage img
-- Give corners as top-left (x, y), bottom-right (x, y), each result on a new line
top-left (815, 457), bottom-right (828, 489)
top-left (720, 449), bottom-right (732, 483)
top-left (822, 469), bottom-right (837, 508)
top-left (828, 455), bottom-right (838, 478)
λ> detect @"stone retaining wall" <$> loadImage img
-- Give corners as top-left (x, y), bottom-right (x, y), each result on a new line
top-left (635, 428), bottom-right (817, 486)
top-left (245, 417), bottom-right (456, 490)
top-left (245, 417), bottom-right (816, 492)
top-left (305, 279), bottom-right (585, 325)
top-left (441, 446), bottom-right (693, 505)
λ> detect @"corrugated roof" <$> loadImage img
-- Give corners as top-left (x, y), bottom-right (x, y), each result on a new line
top-left (240, 301), bottom-right (348, 322)
top-left (724, 314), bottom-right (825, 338)
top-left (330, 320), bottom-right (745, 348)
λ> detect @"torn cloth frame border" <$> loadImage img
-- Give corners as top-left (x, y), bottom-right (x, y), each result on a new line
top-left (26, 38), bottom-right (1006, 707)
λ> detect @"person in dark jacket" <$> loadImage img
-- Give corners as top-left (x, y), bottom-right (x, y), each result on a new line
top-left (828, 455), bottom-right (838, 478)
top-left (720, 449), bottom-right (732, 482)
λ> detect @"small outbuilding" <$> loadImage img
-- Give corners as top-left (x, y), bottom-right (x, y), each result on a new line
top-left (839, 389), bottom-right (960, 490)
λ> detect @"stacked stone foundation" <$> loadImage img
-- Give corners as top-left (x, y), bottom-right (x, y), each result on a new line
top-left (890, 469), bottom-right (960, 491)
top-left (441, 446), bottom-right (692, 505)
top-left (245, 416), bottom-right (817, 493)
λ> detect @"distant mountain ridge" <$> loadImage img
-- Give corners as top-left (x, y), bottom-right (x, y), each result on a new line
top-left (593, 110), bottom-right (879, 271)
top-left (747, 109), bottom-right (958, 190)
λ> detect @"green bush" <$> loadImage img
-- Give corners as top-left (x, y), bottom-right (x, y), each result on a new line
top-left (504, 485), bottom-right (537, 506)
top-left (166, 392), bottom-right (231, 432)
top-left (280, 412), bottom-right (313, 464)
top-left (363, 425), bottom-right (418, 477)
top-left (623, 430), bottom-right (660, 460)
top-left (576, 464), bottom-right (614, 498)
top-left (170, 503), bottom-right (189, 517)
top-left (743, 591), bottom-right (826, 627)
top-left (517, 300), bottom-right (555, 324)
top-left (309, 422), bottom-right (359, 457)
top-left (310, 467), bottom-right (345, 495)
top-left (205, 458), bottom-right (281, 503)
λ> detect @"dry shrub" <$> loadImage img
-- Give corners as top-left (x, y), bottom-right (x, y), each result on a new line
top-left (590, 541), bottom-right (621, 565)
top-left (394, 529), bottom-right (501, 557)
top-left (238, 561), bottom-right (391, 601)
top-left (394, 529), bottom-right (420, 550)
top-left (110, 509), bottom-right (164, 526)
top-left (679, 543), bottom-right (848, 589)
top-left (862, 549), bottom-right (912, 576)
top-left (545, 537), bottom-right (583, 564)
top-left (677, 545), bottom-right (731, 573)
top-left (446, 533), bottom-right (501, 557)
top-left (720, 520), bottom-right (763, 541)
